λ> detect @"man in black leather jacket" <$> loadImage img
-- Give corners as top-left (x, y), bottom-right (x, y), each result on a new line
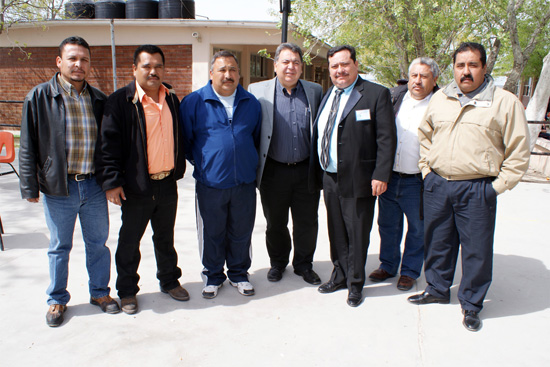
top-left (19, 36), bottom-right (119, 327)
top-left (95, 45), bottom-right (188, 314)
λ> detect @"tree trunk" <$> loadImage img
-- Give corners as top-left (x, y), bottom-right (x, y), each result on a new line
top-left (525, 50), bottom-right (550, 151)
top-left (486, 38), bottom-right (501, 75)
top-left (503, 63), bottom-right (525, 93)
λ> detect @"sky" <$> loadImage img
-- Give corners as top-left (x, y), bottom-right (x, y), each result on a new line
top-left (194, 0), bottom-right (279, 21)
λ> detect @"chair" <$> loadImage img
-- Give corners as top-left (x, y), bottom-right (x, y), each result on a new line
top-left (0, 131), bottom-right (19, 178)
top-left (0, 215), bottom-right (4, 251)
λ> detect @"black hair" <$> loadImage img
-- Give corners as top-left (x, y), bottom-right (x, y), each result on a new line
top-left (59, 36), bottom-right (90, 57)
top-left (452, 42), bottom-right (486, 67)
top-left (134, 44), bottom-right (165, 66)
top-left (327, 45), bottom-right (356, 62)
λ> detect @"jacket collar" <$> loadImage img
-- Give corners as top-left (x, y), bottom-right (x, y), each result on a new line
top-left (443, 75), bottom-right (495, 103)
top-left (127, 80), bottom-right (176, 104)
top-left (202, 81), bottom-right (249, 105)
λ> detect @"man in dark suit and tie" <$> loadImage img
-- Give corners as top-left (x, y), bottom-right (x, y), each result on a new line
top-left (313, 45), bottom-right (396, 307)
top-left (249, 43), bottom-right (324, 285)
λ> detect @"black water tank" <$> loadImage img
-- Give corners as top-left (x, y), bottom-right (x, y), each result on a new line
top-left (95, 0), bottom-right (126, 19)
top-left (65, 0), bottom-right (95, 19)
top-left (159, 0), bottom-right (195, 19)
top-left (126, 0), bottom-right (159, 19)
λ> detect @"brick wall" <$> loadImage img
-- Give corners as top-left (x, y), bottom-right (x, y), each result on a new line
top-left (0, 44), bottom-right (192, 128)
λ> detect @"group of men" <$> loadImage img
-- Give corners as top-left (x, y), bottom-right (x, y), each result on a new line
top-left (20, 36), bottom-right (530, 332)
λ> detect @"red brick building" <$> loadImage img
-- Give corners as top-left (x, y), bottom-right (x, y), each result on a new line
top-left (0, 19), bottom-right (331, 128)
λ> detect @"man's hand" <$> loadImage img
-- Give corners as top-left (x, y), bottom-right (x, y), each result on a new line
top-left (371, 179), bottom-right (387, 196)
top-left (106, 187), bottom-right (126, 206)
top-left (26, 198), bottom-right (39, 203)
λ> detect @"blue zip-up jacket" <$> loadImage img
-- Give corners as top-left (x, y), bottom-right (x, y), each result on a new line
top-left (179, 81), bottom-right (261, 189)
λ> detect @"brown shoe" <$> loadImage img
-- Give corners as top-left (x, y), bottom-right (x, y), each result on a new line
top-left (161, 285), bottom-right (190, 301)
top-left (90, 295), bottom-right (121, 314)
top-left (397, 275), bottom-right (415, 291)
top-left (368, 268), bottom-right (395, 282)
top-left (120, 296), bottom-right (138, 314)
top-left (46, 304), bottom-right (67, 327)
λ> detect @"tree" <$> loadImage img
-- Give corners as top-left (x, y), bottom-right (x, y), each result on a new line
top-left (501, 0), bottom-right (550, 92)
top-left (289, 0), bottom-right (482, 86)
top-left (288, 0), bottom-right (550, 88)
top-left (1, 0), bottom-right (65, 34)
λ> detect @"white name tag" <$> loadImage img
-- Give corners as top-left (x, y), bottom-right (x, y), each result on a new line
top-left (472, 100), bottom-right (491, 108)
top-left (356, 109), bottom-right (371, 121)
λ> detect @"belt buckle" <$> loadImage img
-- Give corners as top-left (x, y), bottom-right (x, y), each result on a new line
top-left (151, 171), bottom-right (170, 180)
top-left (74, 174), bottom-right (87, 181)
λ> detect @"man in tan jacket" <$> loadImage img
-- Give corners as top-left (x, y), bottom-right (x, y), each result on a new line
top-left (407, 42), bottom-right (530, 332)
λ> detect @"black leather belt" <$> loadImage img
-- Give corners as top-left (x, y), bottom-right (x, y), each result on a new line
top-left (393, 171), bottom-right (421, 178)
top-left (68, 173), bottom-right (93, 181)
top-left (267, 156), bottom-right (308, 166)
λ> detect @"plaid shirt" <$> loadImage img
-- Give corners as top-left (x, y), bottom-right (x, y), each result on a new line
top-left (57, 75), bottom-right (97, 174)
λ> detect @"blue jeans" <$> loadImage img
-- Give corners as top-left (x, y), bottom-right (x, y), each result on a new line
top-left (43, 178), bottom-right (111, 305)
top-left (377, 172), bottom-right (424, 279)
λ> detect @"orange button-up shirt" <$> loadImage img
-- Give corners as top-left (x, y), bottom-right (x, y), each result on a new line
top-left (136, 81), bottom-right (175, 174)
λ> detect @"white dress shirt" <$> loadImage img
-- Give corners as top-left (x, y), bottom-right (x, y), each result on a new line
top-left (316, 77), bottom-right (358, 173)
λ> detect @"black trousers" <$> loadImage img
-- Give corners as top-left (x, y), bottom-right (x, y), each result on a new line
top-left (323, 172), bottom-right (376, 293)
top-left (115, 177), bottom-right (182, 298)
top-left (260, 158), bottom-right (320, 271)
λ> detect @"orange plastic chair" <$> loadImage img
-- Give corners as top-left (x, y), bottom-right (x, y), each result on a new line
top-left (0, 131), bottom-right (19, 178)
top-left (0, 215), bottom-right (4, 251)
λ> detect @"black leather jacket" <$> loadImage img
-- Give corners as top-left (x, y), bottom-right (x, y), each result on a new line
top-left (19, 73), bottom-right (107, 199)
top-left (95, 81), bottom-right (186, 197)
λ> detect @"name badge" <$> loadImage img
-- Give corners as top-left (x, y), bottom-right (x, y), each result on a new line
top-left (356, 109), bottom-right (371, 121)
top-left (472, 100), bottom-right (491, 108)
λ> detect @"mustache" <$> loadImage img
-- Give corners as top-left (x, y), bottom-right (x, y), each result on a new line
top-left (147, 74), bottom-right (159, 79)
top-left (461, 75), bottom-right (474, 83)
top-left (223, 78), bottom-right (235, 83)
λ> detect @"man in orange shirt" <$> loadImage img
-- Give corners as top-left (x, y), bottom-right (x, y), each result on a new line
top-left (96, 45), bottom-right (188, 314)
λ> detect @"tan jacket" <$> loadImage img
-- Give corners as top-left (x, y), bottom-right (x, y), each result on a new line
top-left (418, 76), bottom-right (530, 194)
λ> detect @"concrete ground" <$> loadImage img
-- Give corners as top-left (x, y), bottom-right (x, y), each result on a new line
top-left (1, 157), bottom-right (549, 366)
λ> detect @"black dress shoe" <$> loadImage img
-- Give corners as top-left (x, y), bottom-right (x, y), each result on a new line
top-left (267, 267), bottom-right (285, 282)
top-left (347, 291), bottom-right (363, 307)
top-left (463, 310), bottom-right (482, 332)
top-left (318, 281), bottom-right (347, 294)
top-left (294, 269), bottom-right (321, 285)
top-left (407, 291), bottom-right (450, 305)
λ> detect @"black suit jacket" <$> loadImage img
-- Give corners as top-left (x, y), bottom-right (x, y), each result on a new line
top-left (309, 77), bottom-right (396, 198)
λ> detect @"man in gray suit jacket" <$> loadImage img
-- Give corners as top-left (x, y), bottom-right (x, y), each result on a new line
top-left (249, 43), bottom-right (323, 285)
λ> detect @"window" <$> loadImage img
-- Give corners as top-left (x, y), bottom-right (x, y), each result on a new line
top-left (250, 54), bottom-right (268, 78)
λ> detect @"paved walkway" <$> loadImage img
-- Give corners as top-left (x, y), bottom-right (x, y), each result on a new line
top-left (1, 160), bottom-right (549, 366)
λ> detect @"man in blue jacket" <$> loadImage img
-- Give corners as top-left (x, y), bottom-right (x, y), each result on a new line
top-left (180, 50), bottom-right (261, 299)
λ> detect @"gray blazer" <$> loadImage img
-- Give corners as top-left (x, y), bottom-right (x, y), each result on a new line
top-left (248, 77), bottom-right (323, 188)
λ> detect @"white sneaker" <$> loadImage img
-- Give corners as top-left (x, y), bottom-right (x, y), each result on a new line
top-left (202, 283), bottom-right (223, 299)
top-left (229, 281), bottom-right (255, 296)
